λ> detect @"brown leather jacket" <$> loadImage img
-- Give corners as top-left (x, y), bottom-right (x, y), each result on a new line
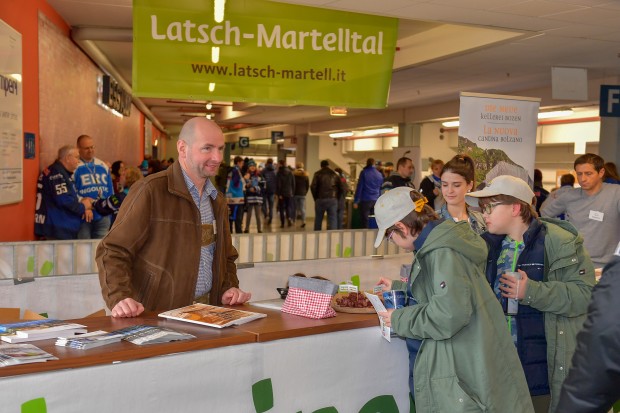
top-left (96, 161), bottom-right (239, 312)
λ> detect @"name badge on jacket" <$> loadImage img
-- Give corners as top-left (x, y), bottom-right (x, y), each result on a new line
top-left (588, 210), bottom-right (604, 222)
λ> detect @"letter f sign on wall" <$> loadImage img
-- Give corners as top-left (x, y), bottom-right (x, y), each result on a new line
top-left (600, 85), bottom-right (620, 117)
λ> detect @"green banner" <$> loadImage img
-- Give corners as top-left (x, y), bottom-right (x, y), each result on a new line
top-left (132, 0), bottom-right (398, 108)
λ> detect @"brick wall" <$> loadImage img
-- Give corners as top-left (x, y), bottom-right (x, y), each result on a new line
top-left (38, 12), bottom-right (143, 169)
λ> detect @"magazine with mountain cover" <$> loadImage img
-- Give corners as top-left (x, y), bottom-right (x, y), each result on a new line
top-left (159, 303), bottom-right (267, 328)
top-left (0, 344), bottom-right (58, 367)
top-left (114, 325), bottom-right (196, 345)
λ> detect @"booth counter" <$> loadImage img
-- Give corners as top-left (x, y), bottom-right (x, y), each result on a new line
top-left (1, 305), bottom-right (411, 412)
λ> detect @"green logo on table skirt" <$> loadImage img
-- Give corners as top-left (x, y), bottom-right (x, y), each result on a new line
top-left (22, 398), bottom-right (46, 413)
top-left (252, 378), bottom-right (274, 413)
top-left (252, 378), bottom-right (404, 412)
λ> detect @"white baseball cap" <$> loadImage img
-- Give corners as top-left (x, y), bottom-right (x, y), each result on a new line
top-left (466, 175), bottom-right (535, 206)
top-left (374, 187), bottom-right (416, 248)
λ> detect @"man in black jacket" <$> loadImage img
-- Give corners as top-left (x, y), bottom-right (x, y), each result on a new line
top-left (310, 160), bottom-right (343, 231)
top-left (381, 156), bottom-right (416, 193)
top-left (555, 243), bottom-right (620, 413)
top-left (276, 159), bottom-right (295, 228)
top-left (261, 158), bottom-right (277, 224)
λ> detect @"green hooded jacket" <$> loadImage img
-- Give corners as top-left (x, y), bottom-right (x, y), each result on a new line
top-left (391, 220), bottom-right (534, 413)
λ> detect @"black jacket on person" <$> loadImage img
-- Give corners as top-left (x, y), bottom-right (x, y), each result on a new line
top-left (555, 253), bottom-right (620, 413)
top-left (293, 168), bottom-right (309, 196)
top-left (261, 164), bottom-right (277, 195)
top-left (276, 166), bottom-right (295, 197)
top-left (419, 175), bottom-right (440, 207)
top-left (311, 166), bottom-right (343, 200)
top-left (381, 173), bottom-right (415, 193)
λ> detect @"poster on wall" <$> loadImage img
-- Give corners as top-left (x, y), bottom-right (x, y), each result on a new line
top-left (458, 92), bottom-right (540, 189)
top-left (0, 19), bottom-right (23, 206)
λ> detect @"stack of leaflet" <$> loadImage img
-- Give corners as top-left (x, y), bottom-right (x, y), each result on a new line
top-left (55, 330), bottom-right (124, 350)
top-left (114, 325), bottom-right (196, 345)
top-left (0, 319), bottom-right (87, 344)
top-left (0, 344), bottom-right (59, 367)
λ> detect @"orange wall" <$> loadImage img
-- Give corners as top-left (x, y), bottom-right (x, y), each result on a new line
top-left (0, 1), bottom-right (151, 242)
top-left (0, 0), bottom-right (68, 241)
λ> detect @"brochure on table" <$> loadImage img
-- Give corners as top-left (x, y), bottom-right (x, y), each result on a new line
top-left (159, 304), bottom-right (267, 328)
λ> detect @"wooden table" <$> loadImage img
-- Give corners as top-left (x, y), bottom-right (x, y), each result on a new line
top-left (0, 306), bottom-right (409, 412)
top-left (239, 304), bottom-right (378, 341)
top-left (0, 313), bottom-right (256, 378)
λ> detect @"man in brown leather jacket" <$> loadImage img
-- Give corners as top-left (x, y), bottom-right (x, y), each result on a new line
top-left (96, 117), bottom-right (251, 318)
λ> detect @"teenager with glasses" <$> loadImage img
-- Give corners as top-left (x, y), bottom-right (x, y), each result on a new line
top-left (467, 175), bottom-right (595, 413)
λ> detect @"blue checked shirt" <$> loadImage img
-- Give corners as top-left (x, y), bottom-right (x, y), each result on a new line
top-left (181, 169), bottom-right (218, 298)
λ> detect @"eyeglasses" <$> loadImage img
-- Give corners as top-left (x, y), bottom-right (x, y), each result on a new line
top-left (386, 230), bottom-right (396, 243)
top-left (480, 202), bottom-right (505, 215)
top-left (80, 146), bottom-right (95, 150)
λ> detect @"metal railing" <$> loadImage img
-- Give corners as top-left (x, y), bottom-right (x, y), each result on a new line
top-left (0, 229), bottom-right (401, 280)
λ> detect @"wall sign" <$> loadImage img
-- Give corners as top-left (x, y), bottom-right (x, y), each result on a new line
top-left (271, 131), bottom-right (283, 144)
top-left (238, 136), bottom-right (249, 148)
top-left (0, 19), bottom-right (23, 206)
top-left (600, 85), bottom-right (620, 117)
top-left (100, 75), bottom-right (132, 116)
top-left (133, 0), bottom-right (398, 108)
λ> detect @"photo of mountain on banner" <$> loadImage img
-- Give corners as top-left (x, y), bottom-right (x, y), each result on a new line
top-left (458, 136), bottom-right (533, 189)
top-left (456, 92), bottom-right (539, 188)
top-left (159, 303), bottom-right (267, 328)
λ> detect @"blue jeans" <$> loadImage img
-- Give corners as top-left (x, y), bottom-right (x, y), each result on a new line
top-left (262, 192), bottom-right (275, 222)
top-left (77, 215), bottom-right (111, 239)
top-left (294, 195), bottom-right (306, 221)
top-left (314, 198), bottom-right (337, 231)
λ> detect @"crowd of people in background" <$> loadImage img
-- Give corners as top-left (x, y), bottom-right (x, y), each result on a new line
top-left (33, 118), bottom-right (620, 413)
top-left (35, 135), bottom-right (167, 241)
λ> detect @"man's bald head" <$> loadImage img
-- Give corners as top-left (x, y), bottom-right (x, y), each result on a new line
top-left (176, 117), bottom-right (225, 185)
top-left (178, 117), bottom-right (223, 146)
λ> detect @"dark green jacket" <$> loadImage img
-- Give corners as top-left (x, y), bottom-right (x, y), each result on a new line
top-left (392, 220), bottom-right (534, 413)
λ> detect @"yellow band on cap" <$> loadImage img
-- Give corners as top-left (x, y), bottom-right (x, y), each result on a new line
top-left (414, 197), bottom-right (428, 212)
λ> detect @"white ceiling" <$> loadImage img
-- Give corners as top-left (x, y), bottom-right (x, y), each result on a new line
top-left (46, 0), bottom-right (620, 136)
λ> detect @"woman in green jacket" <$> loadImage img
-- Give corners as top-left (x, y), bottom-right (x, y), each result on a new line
top-left (375, 187), bottom-right (533, 413)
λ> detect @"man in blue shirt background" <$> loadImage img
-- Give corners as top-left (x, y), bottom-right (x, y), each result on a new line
top-left (73, 134), bottom-right (114, 239)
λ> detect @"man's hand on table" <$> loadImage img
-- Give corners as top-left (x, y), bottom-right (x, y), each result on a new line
top-left (221, 287), bottom-right (252, 305)
top-left (111, 298), bottom-right (145, 318)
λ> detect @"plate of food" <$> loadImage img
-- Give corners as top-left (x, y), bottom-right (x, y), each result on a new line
top-left (331, 292), bottom-right (379, 314)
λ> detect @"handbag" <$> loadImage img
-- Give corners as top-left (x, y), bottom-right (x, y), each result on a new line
top-left (281, 276), bottom-right (338, 319)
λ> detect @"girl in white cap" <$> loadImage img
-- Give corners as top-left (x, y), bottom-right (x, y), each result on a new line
top-left (374, 186), bottom-right (533, 413)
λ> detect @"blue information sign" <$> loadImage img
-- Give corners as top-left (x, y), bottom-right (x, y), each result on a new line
top-left (271, 131), bottom-right (284, 144)
top-left (600, 85), bottom-right (620, 117)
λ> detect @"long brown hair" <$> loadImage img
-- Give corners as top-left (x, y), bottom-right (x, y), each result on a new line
top-left (441, 154), bottom-right (476, 184)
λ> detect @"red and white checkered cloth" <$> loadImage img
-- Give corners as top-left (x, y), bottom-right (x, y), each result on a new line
top-left (281, 287), bottom-right (336, 319)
